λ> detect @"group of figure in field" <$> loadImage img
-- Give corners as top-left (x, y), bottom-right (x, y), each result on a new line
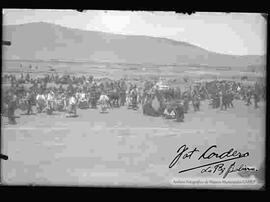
top-left (2, 72), bottom-right (265, 125)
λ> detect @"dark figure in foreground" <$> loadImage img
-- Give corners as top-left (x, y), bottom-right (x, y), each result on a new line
top-left (175, 103), bottom-right (184, 122)
top-left (25, 91), bottom-right (33, 115)
top-left (183, 95), bottom-right (189, 113)
top-left (227, 91), bottom-right (234, 108)
top-left (192, 94), bottom-right (200, 112)
top-left (220, 92), bottom-right (227, 111)
top-left (7, 93), bottom-right (17, 124)
top-left (246, 89), bottom-right (252, 106)
top-left (254, 92), bottom-right (260, 109)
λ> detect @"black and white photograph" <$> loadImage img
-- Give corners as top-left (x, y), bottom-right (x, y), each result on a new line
top-left (1, 9), bottom-right (267, 189)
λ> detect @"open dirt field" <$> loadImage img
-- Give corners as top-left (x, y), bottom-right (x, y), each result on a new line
top-left (1, 99), bottom-right (265, 188)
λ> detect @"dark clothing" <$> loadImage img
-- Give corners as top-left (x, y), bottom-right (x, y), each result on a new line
top-left (131, 92), bottom-right (138, 109)
top-left (246, 91), bottom-right (252, 106)
top-left (192, 96), bottom-right (200, 111)
top-left (220, 93), bottom-right (227, 110)
top-left (143, 102), bottom-right (160, 117)
top-left (175, 105), bottom-right (184, 122)
top-left (25, 94), bottom-right (33, 115)
top-left (227, 93), bottom-right (234, 108)
top-left (183, 97), bottom-right (189, 113)
top-left (89, 91), bottom-right (98, 108)
top-left (26, 100), bottom-right (33, 114)
top-left (215, 94), bottom-right (220, 108)
top-left (120, 91), bottom-right (126, 106)
top-left (7, 98), bottom-right (17, 124)
top-left (254, 93), bottom-right (259, 108)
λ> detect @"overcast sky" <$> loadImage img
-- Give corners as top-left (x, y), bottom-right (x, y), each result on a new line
top-left (3, 9), bottom-right (267, 56)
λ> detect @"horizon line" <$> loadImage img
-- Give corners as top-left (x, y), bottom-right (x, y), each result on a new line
top-left (3, 21), bottom-right (266, 57)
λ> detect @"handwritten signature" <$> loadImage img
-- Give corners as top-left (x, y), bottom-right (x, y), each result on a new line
top-left (169, 144), bottom-right (257, 178)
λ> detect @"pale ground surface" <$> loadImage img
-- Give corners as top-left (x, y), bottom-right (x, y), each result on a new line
top-left (1, 99), bottom-right (265, 189)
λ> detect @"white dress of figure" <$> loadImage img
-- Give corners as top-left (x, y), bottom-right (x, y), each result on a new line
top-left (36, 94), bottom-right (45, 101)
top-left (47, 93), bottom-right (54, 102)
top-left (46, 93), bottom-right (55, 109)
top-left (79, 93), bottom-right (87, 102)
top-left (69, 96), bottom-right (76, 105)
top-left (36, 94), bottom-right (46, 111)
top-left (66, 96), bottom-right (77, 116)
top-left (99, 94), bottom-right (109, 104)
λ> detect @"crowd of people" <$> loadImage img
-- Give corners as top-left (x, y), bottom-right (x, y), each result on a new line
top-left (1, 72), bottom-right (265, 125)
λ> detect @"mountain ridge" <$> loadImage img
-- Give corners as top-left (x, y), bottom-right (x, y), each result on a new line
top-left (3, 22), bottom-right (266, 68)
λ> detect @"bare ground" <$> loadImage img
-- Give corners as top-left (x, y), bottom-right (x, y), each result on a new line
top-left (1, 99), bottom-right (265, 188)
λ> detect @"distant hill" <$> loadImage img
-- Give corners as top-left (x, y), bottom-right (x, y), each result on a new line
top-left (2, 22), bottom-right (266, 70)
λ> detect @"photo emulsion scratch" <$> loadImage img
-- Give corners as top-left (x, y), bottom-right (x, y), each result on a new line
top-left (1, 9), bottom-right (266, 189)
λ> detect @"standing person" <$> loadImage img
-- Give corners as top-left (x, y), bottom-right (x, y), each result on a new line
top-left (120, 88), bottom-right (126, 106)
top-left (131, 87), bottom-right (138, 110)
top-left (36, 90), bottom-right (46, 113)
top-left (254, 91), bottom-right (260, 109)
top-left (7, 92), bottom-right (17, 124)
top-left (192, 94), bottom-right (200, 112)
top-left (46, 90), bottom-right (54, 115)
top-left (93, 84), bottom-right (101, 109)
top-left (175, 102), bottom-right (184, 122)
top-left (58, 84), bottom-right (63, 94)
top-left (183, 93), bottom-right (189, 113)
top-left (11, 76), bottom-right (15, 87)
top-left (70, 93), bottom-right (77, 116)
top-left (246, 88), bottom-right (252, 106)
top-left (65, 92), bottom-right (77, 117)
top-left (98, 91), bottom-right (110, 113)
top-left (91, 90), bottom-right (98, 108)
top-left (220, 91), bottom-right (227, 111)
top-left (211, 93), bottom-right (218, 109)
top-left (227, 90), bottom-right (234, 108)
top-left (25, 91), bottom-right (33, 115)
top-left (26, 73), bottom-right (30, 83)
top-left (215, 92), bottom-right (220, 108)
